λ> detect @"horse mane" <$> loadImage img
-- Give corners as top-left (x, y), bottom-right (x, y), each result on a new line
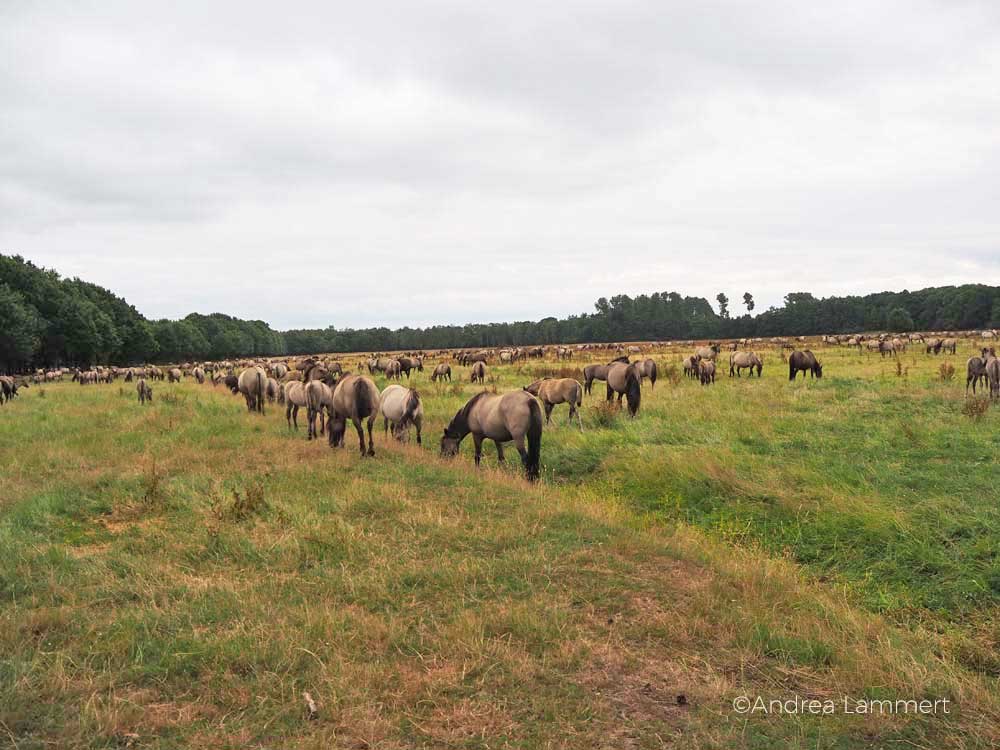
top-left (401, 389), bottom-right (420, 426)
top-left (609, 356), bottom-right (629, 364)
top-left (444, 391), bottom-right (489, 439)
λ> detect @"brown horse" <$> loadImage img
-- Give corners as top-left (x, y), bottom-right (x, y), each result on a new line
top-left (236, 366), bottom-right (267, 413)
top-left (729, 351), bottom-right (763, 377)
top-left (305, 380), bottom-right (334, 440)
top-left (698, 360), bottom-right (716, 385)
top-left (283, 381), bottom-right (308, 430)
top-left (639, 358), bottom-right (657, 388)
top-left (524, 377), bottom-right (584, 430)
top-left (605, 362), bottom-right (642, 416)
top-left (440, 391), bottom-right (542, 480)
top-left (966, 349), bottom-right (990, 394)
top-left (471, 361), bottom-right (487, 384)
top-left (583, 356), bottom-right (629, 395)
top-left (788, 350), bottom-right (822, 380)
top-left (136, 378), bottom-right (153, 404)
top-left (328, 374), bottom-right (381, 456)
top-left (431, 363), bottom-right (452, 382)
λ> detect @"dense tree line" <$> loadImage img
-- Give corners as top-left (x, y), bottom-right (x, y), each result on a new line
top-left (2, 253), bottom-right (998, 371)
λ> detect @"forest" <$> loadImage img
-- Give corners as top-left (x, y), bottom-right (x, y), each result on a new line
top-left (2, 253), bottom-right (998, 370)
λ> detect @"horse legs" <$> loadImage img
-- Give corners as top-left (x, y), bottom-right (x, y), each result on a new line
top-left (544, 402), bottom-right (554, 424)
top-left (366, 416), bottom-right (375, 456)
top-left (384, 416), bottom-right (390, 435)
top-left (292, 404), bottom-right (299, 430)
top-left (352, 416), bottom-right (367, 456)
top-left (570, 403), bottom-right (583, 431)
top-left (414, 416), bottom-right (422, 445)
top-left (606, 383), bottom-right (613, 402)
top-left (495, 440), bottom-right (506, 463)
top-left (472, 434), bottom-right (484, 467)
top-left (513, 435), bottom-right (528, 470)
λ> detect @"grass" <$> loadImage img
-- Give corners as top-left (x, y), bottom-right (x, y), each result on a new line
top-left (1, 341), bottom-right (999, 748)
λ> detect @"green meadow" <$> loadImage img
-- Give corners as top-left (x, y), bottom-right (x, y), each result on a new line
top-left (2, 341), bottom-right (999, 748)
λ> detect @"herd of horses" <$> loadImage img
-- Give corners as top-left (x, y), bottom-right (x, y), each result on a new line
top-left (8, 335), bottom-right (1000, 481)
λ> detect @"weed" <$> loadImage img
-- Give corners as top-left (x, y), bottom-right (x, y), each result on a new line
top-left (940, 362), bottom-right (956, 381)
top-left (590, 399), bottom-right (621, 427)
top-left (962, 395), bottom-right (990, 420)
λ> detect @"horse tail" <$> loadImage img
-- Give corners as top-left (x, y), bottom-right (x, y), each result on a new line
top-left (401, 389), bottom-right (420, 426)
top-left (575, 382), bottom-right (583, 407)
top-left (355, 378), bottom-right (374, 419)
top-left (625, 368), bottom-right (641, 417)
top-left (648, 362), bottom-right (657, 388)
top-left (525, 398), bottom-right (542, 482)
top-left (256, 369), bottom-right (266, 413)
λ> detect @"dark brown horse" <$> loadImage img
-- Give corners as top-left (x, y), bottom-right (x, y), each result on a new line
top-left (788, 350), bottom-right (823, 380)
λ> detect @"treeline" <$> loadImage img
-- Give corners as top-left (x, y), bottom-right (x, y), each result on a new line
top-left (2, 252), bottom-right (999, 371)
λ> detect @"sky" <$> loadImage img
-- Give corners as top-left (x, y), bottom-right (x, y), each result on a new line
top-left (2, 1), bottom-right (999, 330)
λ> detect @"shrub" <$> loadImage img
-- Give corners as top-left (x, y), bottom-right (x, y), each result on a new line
top-left (962, 396), bottom-right (990, 421)
top-left (590, 399), bottom-right (621, 428)
top-left (939, 363), bottom-right (956, 381)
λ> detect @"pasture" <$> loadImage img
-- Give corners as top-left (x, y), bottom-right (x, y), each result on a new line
top-left (2, 341), bottom-right (1000, 748)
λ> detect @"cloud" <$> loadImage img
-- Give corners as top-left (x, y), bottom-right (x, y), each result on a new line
top-left (2, 0), bottom-right (999, 328)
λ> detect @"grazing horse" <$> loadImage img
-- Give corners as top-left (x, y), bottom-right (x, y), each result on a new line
top-left (328, 374), bottom-right (381, 456)
top-left (523, 377), bottom-right (584, 430)
top-left (431, 363), bottom-right (452, 382)
top-left (605, 362), bottom-right (642, 416)
top-left (385, 360), bottom-right (403, 380)
top-left (265, 377), bottom-right (281, 403)
top-left (168, 368), bottom-right (183, 383)
top-left (440, 391), bottom-right (542, 481)
top-left (583, 356), bottom-right (629, 395)
top-left (236, 366), bottom-right (267, 414)
top-left (397, 356), bottom-right (423, 378)
top-left (136, 378), bottom-right (153, 404)
top-left (192, 367), bottom-right (206, 384)
top-left (730, 351), bottom-right (763, 377)
top-left (283, 381), bottom-right (308, 430)
top-left (695, 344), bottom-right (720, 361)
top-left (638, 358), bottom-right (657, 388)
top-left (925, 338), bottom-right (943, 355)
top-left (788, 350), bottom-right (823, 380)
top-left (698, 360), bottom-right (716, 385)
top-left (379, 384), bottom-right (424, 444)
top-left (305, 380), bottom-right (334, 439)
top-left (471, 361), bottom-right (487, 384)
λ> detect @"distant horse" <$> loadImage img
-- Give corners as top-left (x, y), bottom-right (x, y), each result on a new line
top-left (583, 356), bottom-right (629, 395)
top-left (192, 367), bottom-right (206, 384)
top-left (379, 384), bottom-right (424, 444)
top-left (639, 359), bottom-right (657, 388)
top-left (168, 368), bottom-right (183, 383)
top-left (328, 374), bottom-right (381, 456)
top-left (682, 355), bottom-right (700, 379)
top-left (695, 344), bottom-right (720, 361)
top-left (471, 361), bottom-right (487, 384)
top-left (305, 380), bottom-right (335, 440)
top-left (605, 361), bottom-right (642, 416)
top-left (698, 360), bottom-right (716, 385)
top-left (440, 390), bottom-right (542, 481)
top-left (431, 363), bottom-right (452, 382)
top-left (385, 360), bottom-right (403, 380)
top-left (0, 376), bottom-right (24, 404)
top-left (524, 377), bottom-right (584, 430)
top-left (236, 366), bottom-right (267, 413)
top-left (397, 356), bottom-right (423, 378)
top-left (283, 381), bottom-right (308, 430)
top-left (788, 350), bottom-right (823, 380)
top-left (136, 378), bottom-right (153, 404)
top-left (729, 351), bottom-right (763, 378)
top-left (942, 338), bottom-right (958, 355)
top-left (266, 377), bottom-right (281, 403)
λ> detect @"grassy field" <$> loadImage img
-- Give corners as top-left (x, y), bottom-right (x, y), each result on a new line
top-left (2, 342), bottom-right (999, 748)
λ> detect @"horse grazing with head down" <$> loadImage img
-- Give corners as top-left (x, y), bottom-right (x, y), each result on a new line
top-left (470, 361), bottom-right (487, 384)
top-left (379, 384), bottom-right (424, 444)
top-left (136, 378), bottom-right (153, 404)
top-left (328, 374), bottom-right (381, 456)
top-left (730, 351), bottom-right (763, 378)
top-left (431, 363), bottom-right (451, 382)
top-left (605, 361), bottom-right (642, 416)
top-left (524, 377), bottom-right (584, 430)
top-left (440, 390), bottom-right (542, 480)
top-left (788, 350), bottom-right (822, 381)
top-left (236, 366), bottom-right (267, 414)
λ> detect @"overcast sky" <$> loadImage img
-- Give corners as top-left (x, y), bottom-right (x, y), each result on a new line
top-left (2, 1), bottom-right (999, 329)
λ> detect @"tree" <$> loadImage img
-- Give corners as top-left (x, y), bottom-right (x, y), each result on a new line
top-left (716, 293), bottom-right (730, 319)
top-left (886, 307), bottom-right (914, 332)
top-left (0, 283), bottom-right (43, 370)
top-left (743, 292), bottom-right (755, 312)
